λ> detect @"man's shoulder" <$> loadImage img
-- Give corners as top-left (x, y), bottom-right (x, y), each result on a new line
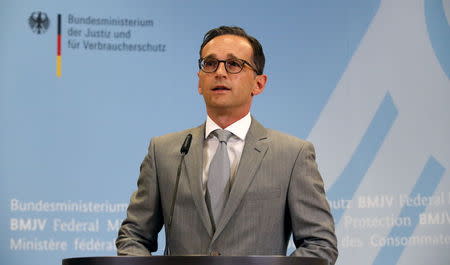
top-left (250, 118), bottom-right (312, 148)
top-left (266, 128), bottom-right (303, 142)
top-left (144, 124), bottom-right (204, 156)
top-left (263, 128), bottom-right (317, 159)
top-left (264, 128), bottom-right (309, 146)
top-left (151, 124), bottom-right (204, 144)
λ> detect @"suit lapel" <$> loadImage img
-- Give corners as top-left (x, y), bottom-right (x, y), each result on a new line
top-left (183, 124), bottom-right (214, 237)
top-left (212, 118), bottom-right (269, 242)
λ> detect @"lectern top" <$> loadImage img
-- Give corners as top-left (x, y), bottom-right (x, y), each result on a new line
top-left (62, 256), bottom-right (327, 265)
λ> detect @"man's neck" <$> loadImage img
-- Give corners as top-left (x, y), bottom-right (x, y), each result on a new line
top-left (207, 111), bottom-right (249, 129)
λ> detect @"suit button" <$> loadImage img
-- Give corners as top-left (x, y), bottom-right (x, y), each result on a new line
top-left (210, 250), bottom-right (221, 256)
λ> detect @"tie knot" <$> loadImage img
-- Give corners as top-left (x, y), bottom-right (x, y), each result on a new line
top-left (212, 129), bottom-right (233, 143)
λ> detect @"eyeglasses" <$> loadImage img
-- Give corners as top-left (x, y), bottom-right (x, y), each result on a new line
top-left (198, 57), bottom-right (258, 74)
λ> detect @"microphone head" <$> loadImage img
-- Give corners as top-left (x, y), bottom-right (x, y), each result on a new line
top-left (180, 134), bottom-right (193, 155)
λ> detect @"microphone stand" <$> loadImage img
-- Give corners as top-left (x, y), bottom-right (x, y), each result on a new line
top-left (164, 134), bottom-right (192, 255)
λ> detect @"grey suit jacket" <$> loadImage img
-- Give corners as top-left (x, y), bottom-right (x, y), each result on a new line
top-left (116, 118), bottom-right (338, 264)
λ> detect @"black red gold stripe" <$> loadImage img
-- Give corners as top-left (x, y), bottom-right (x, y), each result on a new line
top-left (56, 14), bottom-right (61, 77)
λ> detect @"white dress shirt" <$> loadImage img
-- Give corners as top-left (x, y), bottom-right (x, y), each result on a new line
top-left (202, 113), bottom-right (252, 192)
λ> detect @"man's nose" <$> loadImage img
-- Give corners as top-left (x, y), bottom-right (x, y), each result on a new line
top-left (215, 61), bottom-right (228, 75)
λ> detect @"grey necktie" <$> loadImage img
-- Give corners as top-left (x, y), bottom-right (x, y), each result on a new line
top-left (207, 129), bottom-right (233, 226)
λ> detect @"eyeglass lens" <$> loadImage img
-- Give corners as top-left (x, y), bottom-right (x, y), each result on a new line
top-left (201, 59), bottom-right (244, 73)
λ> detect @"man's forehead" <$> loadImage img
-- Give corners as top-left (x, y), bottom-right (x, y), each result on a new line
top-left (204, 53), bottom-right (239, 59)
top-left (201, 35), bottom-right (253, 58)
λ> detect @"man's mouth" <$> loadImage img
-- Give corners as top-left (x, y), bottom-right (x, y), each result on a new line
top-left (212, 86), bottom-right (230, 91)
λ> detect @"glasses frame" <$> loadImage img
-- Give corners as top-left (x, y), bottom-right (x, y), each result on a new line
top-left (198, 57), bottom-right (258, 74)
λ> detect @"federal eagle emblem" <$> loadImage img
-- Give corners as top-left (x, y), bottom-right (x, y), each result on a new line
top-left (29, 11), bottom-right (50, 34)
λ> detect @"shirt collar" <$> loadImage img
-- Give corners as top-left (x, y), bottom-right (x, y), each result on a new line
top-left (205, 112), bottom-right (251, 141)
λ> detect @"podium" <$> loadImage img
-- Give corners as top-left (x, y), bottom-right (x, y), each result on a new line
top-left (62, 256), bottom-right (327, 265)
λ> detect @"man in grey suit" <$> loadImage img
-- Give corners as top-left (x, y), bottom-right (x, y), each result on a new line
top-left (116, 26), bottom-right (338, 264)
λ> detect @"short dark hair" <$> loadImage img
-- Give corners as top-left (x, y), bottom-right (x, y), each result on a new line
top-left (199, 26), bottom-right (265, 75)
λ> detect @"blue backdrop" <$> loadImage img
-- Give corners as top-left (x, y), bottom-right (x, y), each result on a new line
top-left (1, 1), bottom-right (449, 264)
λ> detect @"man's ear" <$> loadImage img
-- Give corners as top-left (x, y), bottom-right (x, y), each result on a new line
top-left (252, 74), bottom-right (267, 96)
top-left (197, 72), bottom-right (203, 94)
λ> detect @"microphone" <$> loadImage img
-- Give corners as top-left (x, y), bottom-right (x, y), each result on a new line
top-left (165, 133), bottom-right (192, 255)
top-left (180, 133), bottom-right (192, 155)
